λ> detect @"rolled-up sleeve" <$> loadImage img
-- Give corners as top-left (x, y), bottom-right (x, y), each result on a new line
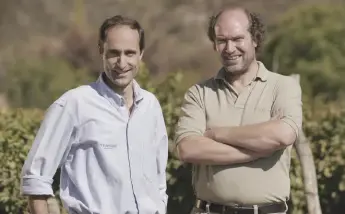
top-left (174, 85), bottom-right (206, 146)
top-left (273, 76), bottom-right (303, 138)
top-left (21, 99), bottom-right (76, 196)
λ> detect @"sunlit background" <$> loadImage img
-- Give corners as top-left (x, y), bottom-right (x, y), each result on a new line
top-left (1, 1), bottom-right (345, 214)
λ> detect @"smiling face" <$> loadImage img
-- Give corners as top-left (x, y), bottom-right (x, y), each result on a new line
top-left (214, 9), bottom-right (257, 75)
top-left (101, 25), bottom-right (143, 90)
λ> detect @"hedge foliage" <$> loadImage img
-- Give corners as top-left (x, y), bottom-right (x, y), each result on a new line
top-left (0, 109), bottom-right (43, 214)
top-left (3, 57), bottom-right (93, 109)
top-left (1, 3), bottom-right (345, 214)
top-left (1, 70), bottom-right (345, 214)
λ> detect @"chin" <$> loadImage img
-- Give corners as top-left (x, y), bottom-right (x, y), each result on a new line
top-left (224, 64), bottom-right (245, 74)
top-left (112, 78), bottom-right (133, 88)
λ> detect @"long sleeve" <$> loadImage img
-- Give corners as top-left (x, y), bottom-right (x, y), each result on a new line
top-left (155, 100), bottom-right (169, 212)
top-left (21, 98), bottom-right (77, 196)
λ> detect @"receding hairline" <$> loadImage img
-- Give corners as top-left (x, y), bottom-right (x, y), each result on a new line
top-left (214, 7), bottom-right (251, 27)
top-left (105, 25), bottom-right (140, 38)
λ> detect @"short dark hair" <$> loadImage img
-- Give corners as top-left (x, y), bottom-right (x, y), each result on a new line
top-left (207, 7), bottom-right (265, 52)
top-left (98, 15), bottom-right (145, 53)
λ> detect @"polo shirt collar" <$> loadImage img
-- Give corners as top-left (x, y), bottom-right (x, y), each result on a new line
top-left (215, 61), bottom-right (268, 82)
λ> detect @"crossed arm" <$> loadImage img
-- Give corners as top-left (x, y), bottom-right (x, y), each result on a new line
top-left (175, 78), bottom-right (302, 165)
top-left (177, 135), bottom-right (267, 165)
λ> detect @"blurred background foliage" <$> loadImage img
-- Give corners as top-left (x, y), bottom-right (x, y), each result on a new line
top-left (260, 3), bottom-right (345, 101)
top-left (0, 1), bottom-right (345, 214)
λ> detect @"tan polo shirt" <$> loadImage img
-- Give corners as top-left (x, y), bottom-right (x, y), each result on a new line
top-left (174, 61), bottom-right (302, 205)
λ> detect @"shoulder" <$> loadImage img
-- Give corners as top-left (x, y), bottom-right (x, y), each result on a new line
top-left (185, 77), bottom-right (217, 97)
top-left (139, 88), bottom-right (162, 109)
top-left (266, 70), bottom-right (300, 89)
top-left (265, 71), bottom-right (302, 99)
top-left (45, 83), bottom-right (99, 124)
top-left (52, 83), bottom-right (96, 108)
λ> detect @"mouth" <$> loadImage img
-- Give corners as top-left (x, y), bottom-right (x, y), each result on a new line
top-left (112, 69), bottom-right (130, 75)
top-left (223, 55), bottom-right (242, 65)
top-left (224, 55), bottom-right (241, 60)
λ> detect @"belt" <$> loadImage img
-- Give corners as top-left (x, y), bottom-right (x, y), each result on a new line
top-left (195, 199), bottom-right (287, 214)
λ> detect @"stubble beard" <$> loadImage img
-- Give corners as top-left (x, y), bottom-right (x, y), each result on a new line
top-left (223, 62), bottom-right (247, 77)
top-left (223, 54), bottom-right (257, 78)
top-left (103, 70), bottom-right (133, 93)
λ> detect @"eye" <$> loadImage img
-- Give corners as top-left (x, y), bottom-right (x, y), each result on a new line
top-left (125, 50), bottom-right (137, 57)
top-left (216, 39), bottom-right (226, 44)
top-left (233, 37), bottom-right (244, 42)
top-left (105, 51), bottom-right (119, 59)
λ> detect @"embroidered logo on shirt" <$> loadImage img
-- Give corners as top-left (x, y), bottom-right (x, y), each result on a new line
top-left (99, 144), bottom-right (117, 149)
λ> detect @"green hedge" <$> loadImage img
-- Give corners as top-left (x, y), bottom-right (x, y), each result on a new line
top-left (289, 107), bottom-right (345, 214)
top-left (0, 109), bottom-right (42, 214)
top-left (1, 73), bottom-right (345, 214)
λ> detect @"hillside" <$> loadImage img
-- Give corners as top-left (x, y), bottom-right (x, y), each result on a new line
top-left (0, 0), bottom-right (343, 78)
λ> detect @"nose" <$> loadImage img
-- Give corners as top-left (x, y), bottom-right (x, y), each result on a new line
top-left (225, 40), bottom-right (236, 54)
top-left (116, 55), bottom-right (126, 69)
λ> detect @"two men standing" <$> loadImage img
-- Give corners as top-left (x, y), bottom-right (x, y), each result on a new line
top-left (21, 5), bottom-right (302, 214)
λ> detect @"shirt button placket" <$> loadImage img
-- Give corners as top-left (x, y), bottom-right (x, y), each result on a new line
top-left (126, 104), bottom-right (141, 213)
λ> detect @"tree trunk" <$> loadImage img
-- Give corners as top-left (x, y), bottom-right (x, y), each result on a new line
top-left (290, 74), bottom-right (322, 214)
top-left (295, 131), bottom-right (322, 214)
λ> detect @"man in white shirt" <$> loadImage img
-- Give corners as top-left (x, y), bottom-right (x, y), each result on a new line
top-left (21, 15), bottom-right (169, 214)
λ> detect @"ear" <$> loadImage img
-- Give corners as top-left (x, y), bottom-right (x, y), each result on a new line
top-left (253, 40), bottom-right (257, 48)
top-left (213, 42), bottom-right (219, 51)
top-left (139, 50), bottom-right (144, 60)
top-left (98, 41), bottom-right (104, 54)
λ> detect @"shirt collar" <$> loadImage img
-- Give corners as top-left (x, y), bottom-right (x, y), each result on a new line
top-left (96, 72), bottom-right (144, 107)
top-left (215, 61), bottom-right (268, 82)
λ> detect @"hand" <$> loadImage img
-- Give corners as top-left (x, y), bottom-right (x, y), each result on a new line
top-left (204, 128), bottom-right (215, 140)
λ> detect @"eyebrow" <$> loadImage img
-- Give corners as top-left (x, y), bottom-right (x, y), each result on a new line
top-left (107, 49), bottom-right (137, 54)
top-left (216, 35), bottom-right (245, 40)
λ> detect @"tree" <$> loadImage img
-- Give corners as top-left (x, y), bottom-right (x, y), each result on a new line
top-left (2, 57), bottom-right (93, 109)
top-left (261, 3), bottom-right (345, 101)
top-left (291, 75), bottom-right (322, 214)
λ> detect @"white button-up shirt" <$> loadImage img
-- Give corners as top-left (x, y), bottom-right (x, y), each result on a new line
top-left (21, 74), bottom-right (169, 214)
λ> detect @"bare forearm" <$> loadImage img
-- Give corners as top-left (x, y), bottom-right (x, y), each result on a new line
top-left (177, 136), bottom-right (269, 165)
top-left (28, 195), bottom-right (50, 214)
top-left (211, 121), bottom-right (296, 153)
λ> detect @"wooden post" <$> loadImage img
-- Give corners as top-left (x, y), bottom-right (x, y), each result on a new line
top-left (290, 74), bottom-right (322, 214)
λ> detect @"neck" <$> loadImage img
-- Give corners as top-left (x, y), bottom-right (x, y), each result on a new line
top-left (225, 60), bottom-right (259, 87)
top-left (103, 74), bottom-right (135, 110)
top-left (115, 83), bottom-right (134, 106)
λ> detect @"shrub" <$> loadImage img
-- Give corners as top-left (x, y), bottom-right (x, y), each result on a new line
top-left (2, 57), bottom-right (93, 109)
top-left (289, 108), bottom-right (345, 214)
top-left (0, 109), bottom-right (43, 214)
top-left (1, 65), bottom-right (345, 214)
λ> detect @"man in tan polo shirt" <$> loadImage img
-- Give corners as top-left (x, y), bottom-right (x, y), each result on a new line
top-left (174, 6), bottom-right (302, 214)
